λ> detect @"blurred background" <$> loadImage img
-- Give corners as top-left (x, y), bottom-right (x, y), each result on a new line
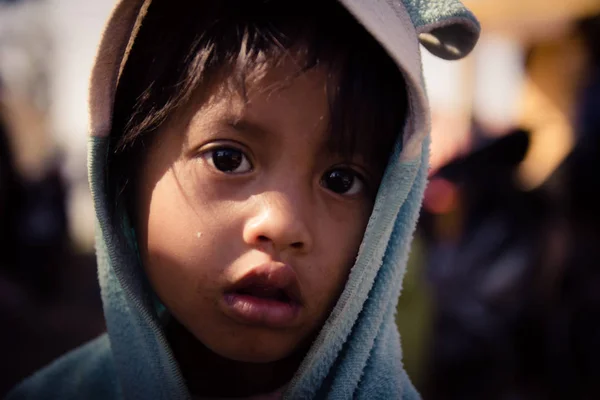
top-left (1, 0), bottom-right (600, 398)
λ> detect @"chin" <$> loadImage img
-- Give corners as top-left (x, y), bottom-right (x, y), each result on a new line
top-left (205, 331), bottom-right (302, 364)
top-left (223, 350), bottom-right (289, 364)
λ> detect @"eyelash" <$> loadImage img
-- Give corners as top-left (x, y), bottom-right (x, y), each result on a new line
top-left (199, 143), bottom-right (254, 175)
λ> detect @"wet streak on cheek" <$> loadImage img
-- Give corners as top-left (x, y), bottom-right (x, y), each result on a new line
top-left (172, 164), bottom-right (227, 232)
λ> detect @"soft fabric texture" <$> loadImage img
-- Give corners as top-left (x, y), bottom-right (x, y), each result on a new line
top-left (7, 0), bottom-right (479, 399)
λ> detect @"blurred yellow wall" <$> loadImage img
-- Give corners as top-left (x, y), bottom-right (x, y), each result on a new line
top-left (464, 0), bottom-right (600, 38)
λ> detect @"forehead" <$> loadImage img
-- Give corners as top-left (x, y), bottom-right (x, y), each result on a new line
top-left (184, 58), bottom-right (332, 147)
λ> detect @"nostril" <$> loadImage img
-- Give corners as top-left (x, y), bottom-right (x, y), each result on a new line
top-left (254, 236), bottom-right (304, 250)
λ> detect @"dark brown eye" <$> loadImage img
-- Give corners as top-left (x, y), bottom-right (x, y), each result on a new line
top-left (208, 148), bottom-right (252, 173)
top-left (321, 168), bottom-right (364, 195)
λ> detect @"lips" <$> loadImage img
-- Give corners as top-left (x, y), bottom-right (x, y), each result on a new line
top-left (222, 263), bottom-right (303, 328)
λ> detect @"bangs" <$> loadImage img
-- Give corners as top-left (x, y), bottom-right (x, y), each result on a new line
top-left (111, 0), bottom-right (407, 177)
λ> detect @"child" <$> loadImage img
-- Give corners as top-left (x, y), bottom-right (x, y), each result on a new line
top-left (7, 0), bottom-right (479, 398)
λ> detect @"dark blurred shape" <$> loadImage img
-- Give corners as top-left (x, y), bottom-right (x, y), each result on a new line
top-left (0, 101), bottom-right (67, 294)
top-left (0, 96), bottom-right (22, 272)
top-left (0, 0), bottom-right (31, 4)
top-left (421, 129), bottom-right (548, 400)
top-left (422, 16), bottom-right (600, 400)
top-left (0, 89), bottom-right (105, 396)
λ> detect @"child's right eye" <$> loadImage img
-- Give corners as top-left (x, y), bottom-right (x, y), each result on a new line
top-left (204, 147), bottom-right (253, 174)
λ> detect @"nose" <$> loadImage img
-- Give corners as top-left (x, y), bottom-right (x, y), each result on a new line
top-left (243, 191), bottom-right (313, 254)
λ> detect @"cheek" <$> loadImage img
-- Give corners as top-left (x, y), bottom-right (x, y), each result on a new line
top-left (307, 204), bottom-right (371, 311)
top-left (137, 167), bottom-right (240, 309)
top-left (141, 164), bottom-right (240, 255)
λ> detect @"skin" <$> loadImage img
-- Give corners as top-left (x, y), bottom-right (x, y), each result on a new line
top-left (135, 58), bottom-right (382, 396)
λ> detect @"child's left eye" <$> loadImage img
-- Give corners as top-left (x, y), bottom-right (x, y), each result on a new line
top-left (321, 168), bottom-right (365, 196)
top-left (205, 147), bottom-right (253, 174)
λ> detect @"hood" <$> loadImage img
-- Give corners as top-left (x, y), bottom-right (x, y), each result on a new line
top-left (88, 1), bottom-right (479, 399)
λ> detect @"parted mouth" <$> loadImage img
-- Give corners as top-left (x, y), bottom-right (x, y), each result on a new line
top-left (236, 285), bottom-right (291, 302)
top-left (226, 262), bottom-right (303, 305)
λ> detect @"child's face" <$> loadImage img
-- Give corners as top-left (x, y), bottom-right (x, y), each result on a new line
top-left (136, 58), bottom-right (380, 363)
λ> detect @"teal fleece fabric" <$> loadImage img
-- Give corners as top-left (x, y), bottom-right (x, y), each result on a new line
top-left (7, 0), bottom-right (479, 399)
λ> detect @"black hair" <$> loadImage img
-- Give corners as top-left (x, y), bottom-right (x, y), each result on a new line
top-left (108, 0), bottom-right (408, 212)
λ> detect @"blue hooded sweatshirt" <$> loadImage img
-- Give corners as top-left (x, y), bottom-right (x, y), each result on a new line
top-left (7, 0), bottom-right (479, 399)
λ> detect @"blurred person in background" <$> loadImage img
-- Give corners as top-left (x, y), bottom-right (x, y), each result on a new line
top-left (0, 79), bottom-right (105, 396)
top-left (0, 80), bottom-right (23, 279)
top-left (420, 13), bottom-right (600, 400)
top-left (0, 78), bottom-right (67, 295)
